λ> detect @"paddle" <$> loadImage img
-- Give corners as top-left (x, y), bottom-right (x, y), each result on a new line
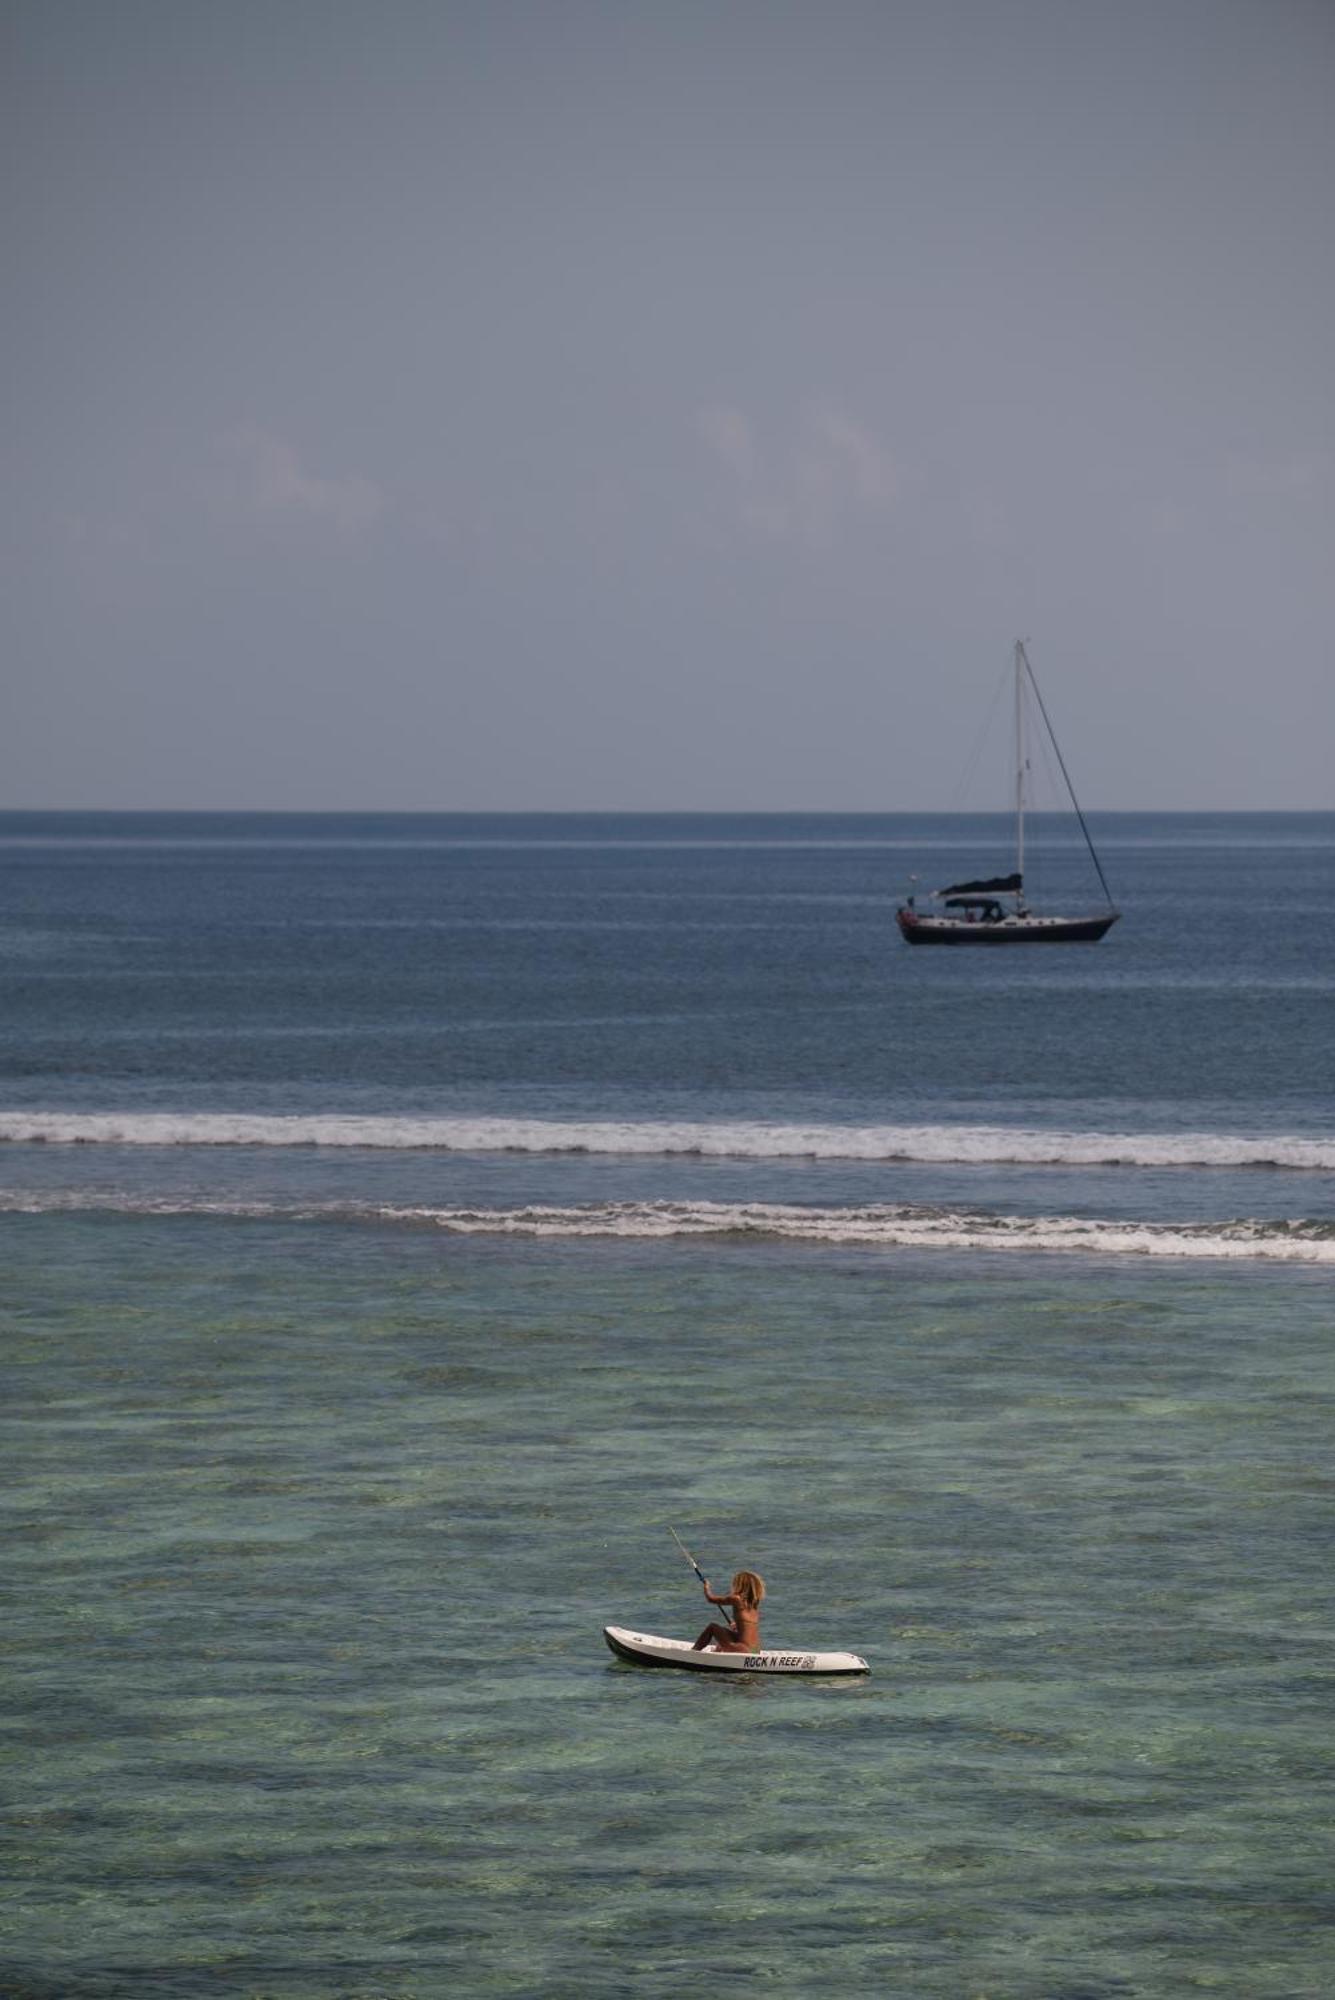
top-left (669, 1525), bottom-right (711, 1588)
top-left (669, 1527), bottom-right (720, 1613)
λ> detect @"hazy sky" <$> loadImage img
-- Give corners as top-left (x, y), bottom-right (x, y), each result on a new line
top-left (5, 0), bottom-right (1332, 809)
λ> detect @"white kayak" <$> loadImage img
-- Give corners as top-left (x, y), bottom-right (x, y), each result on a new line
top-left (604, 1624), bottom-right (869, 1676)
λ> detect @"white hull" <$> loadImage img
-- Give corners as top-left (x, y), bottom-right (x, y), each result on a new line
top-left (604, 1624), bottom-right (869, 1675)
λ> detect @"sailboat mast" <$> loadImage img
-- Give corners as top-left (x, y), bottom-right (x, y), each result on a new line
top-left (1014, 640), bottom-right (1025, 892)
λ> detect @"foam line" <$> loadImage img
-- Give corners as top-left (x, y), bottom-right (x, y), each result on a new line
top-left (1, 1191), bottom-right (1331, 1261)
top-left (0, 1111), bottom-right (1331, 1171)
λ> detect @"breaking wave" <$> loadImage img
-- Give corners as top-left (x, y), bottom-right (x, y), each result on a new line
top-left (0, 1111), bottom-right (1332, 1172)
top-left (1, 1190), bottom-right (1332, 1262)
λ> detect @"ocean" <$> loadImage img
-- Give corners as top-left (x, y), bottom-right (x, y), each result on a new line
top-left (3, 811), bottom-right (1333, 1996)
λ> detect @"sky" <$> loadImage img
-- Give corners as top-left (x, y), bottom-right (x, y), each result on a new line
top-left (4, 0), bottom-right (1332, 810)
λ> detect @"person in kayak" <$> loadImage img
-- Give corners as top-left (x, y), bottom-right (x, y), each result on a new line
top-left (692, 1569), bottom-right (766, 1652)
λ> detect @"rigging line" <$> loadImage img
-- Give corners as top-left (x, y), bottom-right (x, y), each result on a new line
top-left (1027, 707), bottom-right (1068, 901)
top-left (1031, 707), bottom-right (1064, 806)
top-left (948, 654), bottom-right (1013, 818)
top-left (1017, 645), bottom-right (1117, 909)
top-left (1030, 709), bottom-right (1090, 903)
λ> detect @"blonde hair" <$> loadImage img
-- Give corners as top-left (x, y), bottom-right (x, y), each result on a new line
top-left (731, 1569), bottom-right (765, 1610)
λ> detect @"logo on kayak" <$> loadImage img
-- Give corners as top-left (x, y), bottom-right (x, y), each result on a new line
top-left (746, 1653), bottom-right (817, 1669)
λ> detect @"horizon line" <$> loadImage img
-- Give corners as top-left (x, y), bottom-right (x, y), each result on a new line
top-left (0, 805), bottom-right (1331, 819)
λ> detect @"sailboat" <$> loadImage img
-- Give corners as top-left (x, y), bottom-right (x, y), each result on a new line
top-left (897, 641), bottom-right (1119, 945)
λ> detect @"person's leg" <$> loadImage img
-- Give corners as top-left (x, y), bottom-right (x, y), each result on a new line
top-left (692, 1621), bottom-right (741, 1651)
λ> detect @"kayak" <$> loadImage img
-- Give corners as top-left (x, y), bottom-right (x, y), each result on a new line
top-left (604, 1624), bottom-right (869, 1675)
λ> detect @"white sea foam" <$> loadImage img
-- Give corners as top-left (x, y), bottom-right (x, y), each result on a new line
top-left (0, 1110), bottom-right (1332, 1171)
top-left (1, 1190), bottom-right (1332, 1262)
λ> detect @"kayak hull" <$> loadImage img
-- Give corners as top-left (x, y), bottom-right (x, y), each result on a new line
top-left (604, 1624), bottom-right (869, 1675)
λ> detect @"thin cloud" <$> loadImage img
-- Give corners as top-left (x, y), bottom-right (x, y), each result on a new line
top-left (217, 423), bottom-right (387, 534)
top-left (697, 398), bottom-right (898, 546)
top-left (809, 401), bottom-right (897, 506)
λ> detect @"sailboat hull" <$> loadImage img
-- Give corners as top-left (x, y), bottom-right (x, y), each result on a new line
top-left (898, 910), bottom-right (1119, 945)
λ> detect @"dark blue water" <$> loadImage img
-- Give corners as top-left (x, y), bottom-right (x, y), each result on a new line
top-left (0, 812), bottom-right (1331, 1257)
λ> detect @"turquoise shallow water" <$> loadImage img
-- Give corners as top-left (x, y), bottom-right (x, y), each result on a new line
top-left (5, 1215), bottom-right (1333, 1997)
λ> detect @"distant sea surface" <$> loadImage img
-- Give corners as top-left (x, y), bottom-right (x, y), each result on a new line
top-left (3, 809), bottom-right (1333, 1258)
top-left (4, 813), bottom-right (1333, 1995)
